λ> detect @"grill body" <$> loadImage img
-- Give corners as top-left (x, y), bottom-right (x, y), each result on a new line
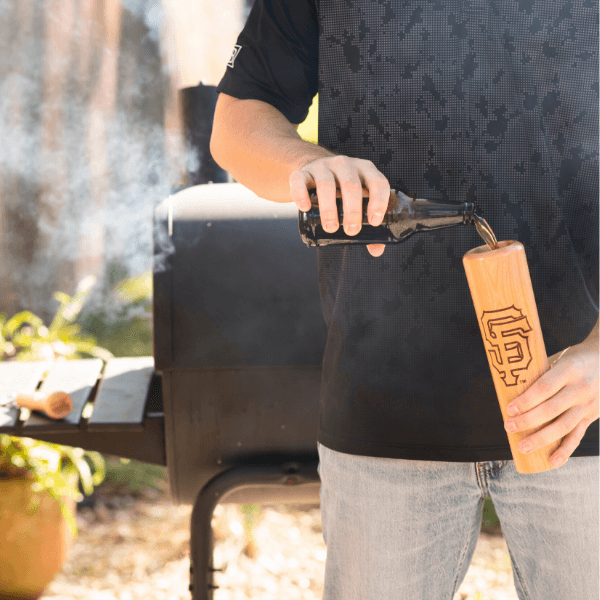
top-left (153, 183), bottom-right (327, 504)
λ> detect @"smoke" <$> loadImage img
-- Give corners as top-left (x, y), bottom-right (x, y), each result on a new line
top-left (0, 0), bottom-right (189, 320)
top-left (121, 0), bottom-right (164, 43)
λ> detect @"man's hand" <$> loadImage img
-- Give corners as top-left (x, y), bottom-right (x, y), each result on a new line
top-left (211, 95), bottom-right (389, 258)
top-left (289, 155), bottom-right (390, 258)
top-left (503, 319), bottom-right (599, 468)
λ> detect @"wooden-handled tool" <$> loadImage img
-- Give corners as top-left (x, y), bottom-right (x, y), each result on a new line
top-left (13, 391), bottom-right (73, 420)
top-left (463, 240), bottom-right (561, 474)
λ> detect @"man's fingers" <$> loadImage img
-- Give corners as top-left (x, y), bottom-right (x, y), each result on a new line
top-left (503, 339), bottom-right (598, 465)
top-left (357, 162), bottom-right (391, 226)
top-left (549, 419), bottom-right (591, 468)
top-left (506, 361), bottom-right (575, 417)
top-left (504, 385), bottom-right (581, 433)
top-left (515, 405), bottom-right (585, 455)
top-left (310, 166), bottom-right (339, 232)
top-left (291, 164), bottom-right (339, 231)
top-left (330, 157), bottom-right (364, 236)
top-left (291, 156), bottom-right (391, 237)
top-left (367, 244), bottom-right (386, 257)
top-left (289, 170), bottom-right (313, 211)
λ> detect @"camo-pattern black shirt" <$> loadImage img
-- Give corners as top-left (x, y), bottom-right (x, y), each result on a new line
top-left (217, 0), bottom-right (599, 461)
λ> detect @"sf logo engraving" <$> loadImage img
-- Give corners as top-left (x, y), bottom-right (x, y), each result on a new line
top-left (481, 307), bottom-right (533, 387)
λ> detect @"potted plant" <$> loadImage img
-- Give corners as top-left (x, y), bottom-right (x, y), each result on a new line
top-left (0, 276), bottom-right (111, 599)
top-left (0, 437), bottom-right (105, 599)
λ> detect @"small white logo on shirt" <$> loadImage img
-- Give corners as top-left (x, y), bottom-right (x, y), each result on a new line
top-left (228, 45), bottom-right (242, 68)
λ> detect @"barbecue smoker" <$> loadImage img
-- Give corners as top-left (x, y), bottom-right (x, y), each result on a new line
top-left (153, 182), bottom-right (327, 597)
top-left (0, 181), bottom-right (326, 599)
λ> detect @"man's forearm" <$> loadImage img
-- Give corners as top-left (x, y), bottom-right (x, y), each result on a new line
top-left (210, 94), bottom-right (334, 202)
top-left (211, 94), bottom-right (392, 257)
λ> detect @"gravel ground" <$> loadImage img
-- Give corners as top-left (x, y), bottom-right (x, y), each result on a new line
top-left (41, 487), bottom-right (518, 600)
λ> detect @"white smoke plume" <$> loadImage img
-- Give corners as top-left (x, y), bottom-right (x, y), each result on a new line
top-left (0, 0), bottom-right (188, 321)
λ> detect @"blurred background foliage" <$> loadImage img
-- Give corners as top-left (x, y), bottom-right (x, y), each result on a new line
top-left (80, 268), bottom-right (153, 359)
top-left (72, 271), bottom-right (163, 495)
top-left (101, 456), bottom-right (166, 494)
top-left (0, 276), bottom-right (113, 363)
top-left (0, 273), bottom-right (160, 496)
top-left (297, 95), bottom-right (318, 146)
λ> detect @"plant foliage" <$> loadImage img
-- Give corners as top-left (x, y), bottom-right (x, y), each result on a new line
top-left (0, 276), bottom-right (113, 363)
top-left (0, 436), bottom-right (105, 535)
top-left (0, 276), bottom-right (112, 535)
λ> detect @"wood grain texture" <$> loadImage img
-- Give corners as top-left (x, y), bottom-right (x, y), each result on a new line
top-left (87, 357), bottom-right (154, 431)
top-left (0, 362), bottom-right (47, 432)
top-left (22, 359), bottom-right (103, 433)
top-left (463, 241), bottom-right (561, 474)
top-left (14, 390), bottom-right (73, 420)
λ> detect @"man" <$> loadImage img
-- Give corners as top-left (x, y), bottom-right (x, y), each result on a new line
top-left (210, 0), bottom-right (599, 597)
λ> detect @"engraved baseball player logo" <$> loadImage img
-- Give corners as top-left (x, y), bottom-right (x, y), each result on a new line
top-left (481, 307), bottom-right (533, 387)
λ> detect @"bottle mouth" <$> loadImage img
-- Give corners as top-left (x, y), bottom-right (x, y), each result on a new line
top-left (463, 202), bottom-right (477, 224)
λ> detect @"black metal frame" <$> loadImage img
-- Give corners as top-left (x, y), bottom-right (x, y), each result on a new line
top-left (7, 373), bottom-right (167, 466)
top-left (189, 460), bottom-right (320, 600)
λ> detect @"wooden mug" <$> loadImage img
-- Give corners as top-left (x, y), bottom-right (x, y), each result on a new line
top-left (463, 240), bottom-right (561, 474)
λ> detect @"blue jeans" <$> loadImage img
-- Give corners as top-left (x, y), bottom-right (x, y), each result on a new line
top-left (318, 442), bottom-right (599, 600)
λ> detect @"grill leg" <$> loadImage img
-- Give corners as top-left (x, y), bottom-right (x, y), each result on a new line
top-left (188, 462), bottom-right (320, 600)
top-left (189, 481), bottom-right (219, 600)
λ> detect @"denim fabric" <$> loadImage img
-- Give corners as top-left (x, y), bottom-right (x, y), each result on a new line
top-left (318, 442), bottom-right (599, 600)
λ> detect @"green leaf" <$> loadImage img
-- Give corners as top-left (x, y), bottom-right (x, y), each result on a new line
top-left (0, 314), bottom-right (6, 355)
top-left (75, 457), bottom-right (94, 496)
top-left (52, 292), bottom-right (72, 306)
top-left (50, 277), bottom-right (97, 334)
top-left (114, 271), bottom-right (152, 304)
top-left (87, 347), bottom-right (114, 362)
top-left (12, 331), bottom-right (36, 348)
top-left (14, 349), bottom-right (44, 362)
top-left (3, 311), bottom-right (44, 338)
top-left (86, 451), bottom-right (107, 486)
top-left (58, 324), bottom-right (82, 339)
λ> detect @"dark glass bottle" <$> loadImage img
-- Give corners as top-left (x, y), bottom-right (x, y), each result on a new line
top-left (299, 189), bottom-right (477, 247)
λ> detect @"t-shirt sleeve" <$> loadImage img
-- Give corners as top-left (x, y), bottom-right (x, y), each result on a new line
top-left (215, 0), bottom-right (318, 124)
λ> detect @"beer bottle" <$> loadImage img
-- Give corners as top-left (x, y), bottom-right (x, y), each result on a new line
top-left (299, 189), bottom-right (477, 247)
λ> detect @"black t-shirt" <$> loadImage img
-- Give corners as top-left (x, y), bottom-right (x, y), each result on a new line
top-left (217, 0), bottom-right (599, 462)
top-left (216, 0), bottom-right (317, 124)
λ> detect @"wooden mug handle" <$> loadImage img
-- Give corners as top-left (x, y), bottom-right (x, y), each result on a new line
top-left (463, 240), bottom-right (561, 474)
top-left (14, 391), bottom-right (73, 420)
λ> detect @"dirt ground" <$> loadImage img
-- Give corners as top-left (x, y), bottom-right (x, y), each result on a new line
top-left (41, 486), bottom-right (518, 600)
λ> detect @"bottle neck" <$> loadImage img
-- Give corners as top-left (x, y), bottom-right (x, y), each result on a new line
top-left (463, 202), bottom-right (476, 224)
top-left (388, 191), bottom-right (474, 228)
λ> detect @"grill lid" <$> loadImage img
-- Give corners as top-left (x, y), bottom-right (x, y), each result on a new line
top-left (153, 183), bottom-right (327, 370)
